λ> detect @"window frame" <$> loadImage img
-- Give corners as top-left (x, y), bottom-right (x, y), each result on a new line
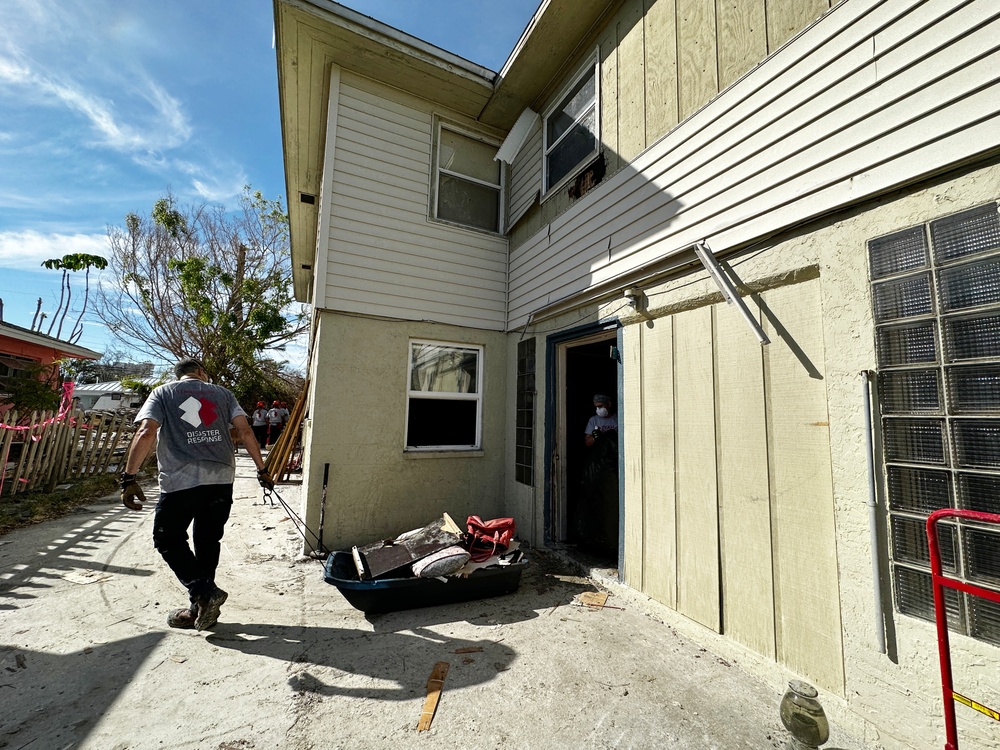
top-left (404, 339), bottom-right (484, 452)
top-left (542, 50), bottom-right (600, 199)
top-left (430, 119), bottom-right (504, 235)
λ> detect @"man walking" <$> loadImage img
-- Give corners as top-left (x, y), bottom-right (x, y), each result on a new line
top-left (119, 358), bottom-right (273, 630)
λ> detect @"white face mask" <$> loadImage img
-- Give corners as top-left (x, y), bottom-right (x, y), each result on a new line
top-left (596, 407), bottom-right (609, 418)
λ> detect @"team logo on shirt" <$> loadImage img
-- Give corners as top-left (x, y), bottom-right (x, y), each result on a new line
top-left (179, 396), bottom-right (218, 428)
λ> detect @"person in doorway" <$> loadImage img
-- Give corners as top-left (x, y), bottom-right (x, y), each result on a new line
top-left (267, 400), bottom-right (284, 447)
top-left (579, 393), bottom-right (619, 554)
top-left (251, 401), bottom-right (269, 449)
top-left (118, 358), bottom-right (274, 631)
top-left (584, 393), bottom-right (618, 447)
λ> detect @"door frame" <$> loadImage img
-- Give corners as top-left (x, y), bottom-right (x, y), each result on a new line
top-left (543, 319), bottom-right (624, 573)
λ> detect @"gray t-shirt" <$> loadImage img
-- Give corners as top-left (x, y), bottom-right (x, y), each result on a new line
top-left (135, 378), bottom-right (247, 494)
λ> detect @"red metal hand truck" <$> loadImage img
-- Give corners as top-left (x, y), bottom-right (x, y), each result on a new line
top-left (927, 508), bottom-right (1000, 750)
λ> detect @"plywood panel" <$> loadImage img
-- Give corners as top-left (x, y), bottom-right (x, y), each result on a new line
top-left (676, 0), bottom-right (719, 121)
top-left (622, 324), bottom-right (645, 590)
top-left (762, 278), bottom-right (845, 694)
top-left (599, 26), bottom-right (621, 176)
top-left (507, 2), bottom-right (1000, 329)
top-left (765, 0), bottom-right (830, 52)
top-left (715, 296), bottom-right (775, 659)
top-left (673, 305), bottom-right (720, 631)
top-left (617, 0), bottom-right (647, 162)
top-left (641, 318), bottom-right (677, 607)
top-left (643, 0), bottom-right (679, 145)
top-left (717, 0), bottom-right (767, 89)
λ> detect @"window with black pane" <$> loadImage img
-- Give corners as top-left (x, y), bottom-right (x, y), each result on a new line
top-left (870, 202), bottom-right (1000, 645)
top-left (515, 338), bottom-right (535, 486)
top-left (405, 341), bottom-right (483, 450)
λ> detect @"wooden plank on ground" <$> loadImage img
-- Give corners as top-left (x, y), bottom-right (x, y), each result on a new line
top-left (673, 305), bottom-right (720, 631)
top-left (416, 661), bottom-right (450, 732)
top-left (762, 278), bottom-right (845, 694)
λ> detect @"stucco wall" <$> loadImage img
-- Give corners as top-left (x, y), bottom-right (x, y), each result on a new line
top-left (523, 157), bottom-right (1000, 749)
top-left (301, 311), bottom-right (508, 552)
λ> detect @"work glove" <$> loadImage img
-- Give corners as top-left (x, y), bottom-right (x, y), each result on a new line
top-left (257, 468), bottom-right (275, 490)
top-left (119, 472), bottom-right (145, 511)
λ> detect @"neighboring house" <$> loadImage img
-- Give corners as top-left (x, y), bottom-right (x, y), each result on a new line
top-left (71, 378), bottom-right (159, 412)
top-left (274, 0), bottom-right (1000, 746)
top-left (0, 320), bottom-right (100, 413)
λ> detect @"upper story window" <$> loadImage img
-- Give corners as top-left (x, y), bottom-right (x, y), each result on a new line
top-left (406, 340), bottom-right (483, 451)
top-left (433, 124), bottom-right (501, 233)
top-left (544, 54), bottom-right (599, 193)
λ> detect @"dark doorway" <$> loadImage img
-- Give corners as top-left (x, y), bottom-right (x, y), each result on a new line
top-left (562, 336), bottom-right (619, 564)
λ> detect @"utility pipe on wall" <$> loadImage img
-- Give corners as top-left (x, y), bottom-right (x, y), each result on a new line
top-left (861, 370), bottom-right (887, 655)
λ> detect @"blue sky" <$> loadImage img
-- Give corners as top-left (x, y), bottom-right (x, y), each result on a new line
top-left (0, 0), bottom-right (539, 369)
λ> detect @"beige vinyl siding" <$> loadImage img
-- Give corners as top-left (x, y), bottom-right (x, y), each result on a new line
top-left (507, 0), bottom-right (1000, 327)
top-left (324, 73), bottom-right (508, 330)
top-left (507, 118), bottom-right (542, 227)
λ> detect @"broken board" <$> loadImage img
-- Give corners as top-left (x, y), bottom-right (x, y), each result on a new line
top-left (352, 513), bottom-right (463, 579)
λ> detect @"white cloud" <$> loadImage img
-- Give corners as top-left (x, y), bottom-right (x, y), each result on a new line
top-left (0, 229), bottom-right (107, 269)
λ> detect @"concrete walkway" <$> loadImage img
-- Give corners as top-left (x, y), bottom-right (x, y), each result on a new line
top-left (0, 456), bottom-right (869, 749)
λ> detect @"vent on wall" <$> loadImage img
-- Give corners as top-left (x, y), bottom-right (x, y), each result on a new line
top-left (299, 193), bottom-right (316, 204)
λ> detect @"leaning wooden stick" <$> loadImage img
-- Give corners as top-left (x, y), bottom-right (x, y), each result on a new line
top-left (416, 661), bottom-right (450, 732)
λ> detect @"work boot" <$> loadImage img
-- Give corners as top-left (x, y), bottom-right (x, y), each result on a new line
top-left (167, 606), bottom-right (198, 629)
top-left (193, 587), bottom-right (228, 631)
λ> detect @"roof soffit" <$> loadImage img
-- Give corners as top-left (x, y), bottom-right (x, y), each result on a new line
top-left (480, 0), bottom-right (616, 131)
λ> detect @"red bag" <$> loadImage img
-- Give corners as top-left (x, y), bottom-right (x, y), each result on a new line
top-left (465, 516), bottom-right (516, 562)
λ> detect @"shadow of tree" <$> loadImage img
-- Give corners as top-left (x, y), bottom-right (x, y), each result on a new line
top-left (0, 504), bottom-right (154, 611)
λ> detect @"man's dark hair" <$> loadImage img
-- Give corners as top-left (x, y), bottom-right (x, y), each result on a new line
top-left (174, 358), bottom-right (205, 379)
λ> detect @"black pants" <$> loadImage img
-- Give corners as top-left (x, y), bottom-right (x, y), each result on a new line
top-left (268, 424), bottom-right (283, 446)
top-left (152, 484), bottom-right (233, 602)
top-left (252, 424), bottom-right (268, 449)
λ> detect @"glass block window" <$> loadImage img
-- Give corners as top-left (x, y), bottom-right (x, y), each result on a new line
top-left (515, 338), bottom-right (536, 486)
top-left (871, 202), bottom-right (1000, 646)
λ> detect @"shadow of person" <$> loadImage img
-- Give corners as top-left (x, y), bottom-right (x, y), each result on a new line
top-left (206, 622), bottom-right (516, 700)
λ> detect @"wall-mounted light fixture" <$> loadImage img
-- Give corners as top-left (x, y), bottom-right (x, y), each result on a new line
top-left (623, 287), bottom-right (644, 310)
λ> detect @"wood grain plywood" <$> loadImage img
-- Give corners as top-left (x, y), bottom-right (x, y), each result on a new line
top-left (640, 318), bottom-right (677, 607)
top-left (643, 0), bottom-right (680, 145)
top-left (715, 296), bottom-right (775, 659)
top-left (676, 0), bottom-right (719, 121)
top-left (765, 0), bottom-right (830, 52)
top-left (600, 26), bottom-right (621, 176)
top-left (622, 324), bottom-right (645, 590)
top-left (762, 279), bottom-right (845, 694)
top-left (618, 0), bottom-right (648, 163)
top-left (716, 0), bottom-right (767, 89)
top-left (673, 305), bottom-right (720, 631)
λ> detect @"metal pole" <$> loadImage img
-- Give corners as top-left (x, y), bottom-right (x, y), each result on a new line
top-left (861, 370), bottom-right (886, 655)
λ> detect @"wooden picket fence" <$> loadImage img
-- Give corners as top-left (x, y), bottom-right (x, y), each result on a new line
top-left (0, 409), bottom-right (137, 497)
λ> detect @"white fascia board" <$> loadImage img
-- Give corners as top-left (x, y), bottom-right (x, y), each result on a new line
top-left (495, 107), bottom-right (540, 164)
